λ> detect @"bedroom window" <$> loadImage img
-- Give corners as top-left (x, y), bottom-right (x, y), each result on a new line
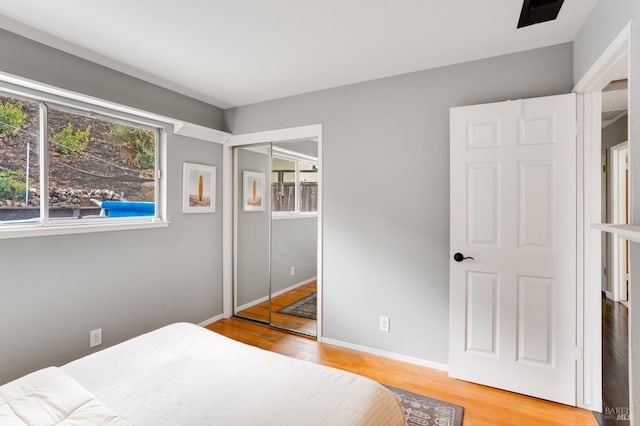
top-left (0, 84), bottom-right (165, 237)
top-left (271, 154), bottom-right (318, 216)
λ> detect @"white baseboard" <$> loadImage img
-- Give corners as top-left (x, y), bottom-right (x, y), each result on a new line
top-left (235, 277), bottom-right (317, 312)
top-left (271, 277), bottom-right (317, 298)
top-left (321, 337), bottom-right (449, 372)
top-left (236, 295), bottom-right (269, 312)
top-left (197, 313), bottom-right (225, 327)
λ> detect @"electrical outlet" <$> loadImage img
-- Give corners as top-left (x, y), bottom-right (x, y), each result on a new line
top-left (90, 328), bottom-right (102, 348)
top-left (379, 316), bottom-right (390, 333)
top-left (290, 266), bottom-right (295, 276)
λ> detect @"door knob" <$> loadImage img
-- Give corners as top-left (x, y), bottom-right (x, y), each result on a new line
top-left (453, 252), bottom-right (474, 262)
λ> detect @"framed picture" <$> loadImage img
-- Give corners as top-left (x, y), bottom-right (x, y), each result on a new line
top-left (243, 171), bottom-right (265, 212)
top-left (183, 162), bottom-right (216, 213)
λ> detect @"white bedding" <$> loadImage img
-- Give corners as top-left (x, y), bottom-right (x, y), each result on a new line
top-left (0, 366), bottom-right (130, 425)
top-left (61, 323), bottom-right (405, 426)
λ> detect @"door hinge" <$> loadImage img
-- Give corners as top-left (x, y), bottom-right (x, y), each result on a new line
top-left (156, 169), bottom-right (161, 179)
top-left (575, 347), bottom-right (583, 360)
top-left (603, 164), bottom-right (606, 173)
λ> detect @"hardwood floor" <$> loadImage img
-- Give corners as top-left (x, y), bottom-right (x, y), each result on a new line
top-left (206, 318), bottom-right (597, 425)
top-left (596, 295), bottom-right (630, 425)
top-left (237, 281), bottom-right (317, 336)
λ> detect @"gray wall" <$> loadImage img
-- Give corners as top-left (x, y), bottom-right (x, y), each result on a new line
top-left (0, 29), bottom-right (226, 131)
top-left (271, 217), bottom-right (317, 293)
top-left (574, 1), bottom-right (640, 418)
top-left (225, 43), bottom-right (574, 363)
top-left (1, 133), bottom-right (223, 385)
top-left (0, 32), bottom-right (224, 384)
top-left (236, 148), bottom-right (271, 308)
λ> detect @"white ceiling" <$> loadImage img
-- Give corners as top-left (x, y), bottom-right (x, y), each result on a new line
top-left (602, 88), bottom-right (628, 128)
top-left (0, 0), bottom-right (598, 108)
top-left (602, 89), bottom-right (628, 113)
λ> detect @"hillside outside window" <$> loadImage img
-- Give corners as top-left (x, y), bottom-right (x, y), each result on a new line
top-left (0, 86), bottom-right (162, 231)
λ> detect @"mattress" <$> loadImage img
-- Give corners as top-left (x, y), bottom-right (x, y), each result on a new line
top-left (62, 322), bottom-right (405, 426)
top-left (0, 366), bottom-right (130, 425)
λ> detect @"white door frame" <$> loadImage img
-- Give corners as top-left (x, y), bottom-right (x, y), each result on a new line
top-left (603, 147), bottom-right (611, 298)
top-left (223, 124), bottom-right (324, 339)
top-left (611, 141), bottom-right (630, 302)
top-left (573, 22), bottom-right (632, 412)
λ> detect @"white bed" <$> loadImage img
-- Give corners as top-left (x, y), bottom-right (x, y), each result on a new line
top-left (42, 322), bottom-right (403, 425)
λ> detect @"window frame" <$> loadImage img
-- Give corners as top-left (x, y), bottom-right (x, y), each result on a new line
top-left (271, 148), bottom-right (318, 219)
top-left (0, 79), bottom-right (169, 239)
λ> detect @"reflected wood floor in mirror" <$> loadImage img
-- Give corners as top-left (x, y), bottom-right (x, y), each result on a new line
top-left (237, 280), bottom-right (317, 336)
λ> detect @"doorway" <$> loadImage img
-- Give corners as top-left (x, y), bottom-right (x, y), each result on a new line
top-left (599, 78), bottom-right (630, 423)
top-left (224, 124), bottom-right (323, 339)
top-left (573, 23), bottom-right (631, 414)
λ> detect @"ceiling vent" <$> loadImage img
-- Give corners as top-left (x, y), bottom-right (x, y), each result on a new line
top-left (517, 0), bottom-right (565, 28)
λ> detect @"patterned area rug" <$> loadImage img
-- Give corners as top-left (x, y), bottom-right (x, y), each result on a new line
top-left (277, 292), bottom-right (317, 320)
top-left (384, 385), bottom-right (464, 426)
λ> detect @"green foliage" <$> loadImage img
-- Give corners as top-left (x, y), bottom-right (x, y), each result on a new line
top-left (0, 169), bottom-right (26, 199)
top-left (107, 124), bottom-right (155, 169)
top-left (51, 123), bottom-right (93, 155)
top-left (0, 100), bottom-right (27, 137)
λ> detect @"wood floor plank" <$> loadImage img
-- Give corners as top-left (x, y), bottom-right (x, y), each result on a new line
top-left (206, 318), bottom-right (597, 426)
top-left (237, 281), bottom-right (317, 335)
top-left (597, 295), bottom-right (630, 425)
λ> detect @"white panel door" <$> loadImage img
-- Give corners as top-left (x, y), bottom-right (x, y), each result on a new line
top-left (449, 94), bottom-right (576, 405)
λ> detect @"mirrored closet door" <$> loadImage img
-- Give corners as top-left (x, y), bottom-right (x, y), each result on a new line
top-left (234, 143), bottom-right (272, 324)
top-left (269, 140), bottom-right (318, 336)
top-left (234, 138), bottom-right (319, 337)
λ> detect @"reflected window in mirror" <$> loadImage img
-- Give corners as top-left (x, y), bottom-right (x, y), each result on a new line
top-left (272, 155), bottom-right (317, 216)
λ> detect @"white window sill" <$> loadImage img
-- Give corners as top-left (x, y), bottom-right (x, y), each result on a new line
top-left (0, 220), bottom-right (169, 239)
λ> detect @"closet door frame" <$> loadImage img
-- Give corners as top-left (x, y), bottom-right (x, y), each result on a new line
top-left (224, 124), bottom-right (323, 340)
